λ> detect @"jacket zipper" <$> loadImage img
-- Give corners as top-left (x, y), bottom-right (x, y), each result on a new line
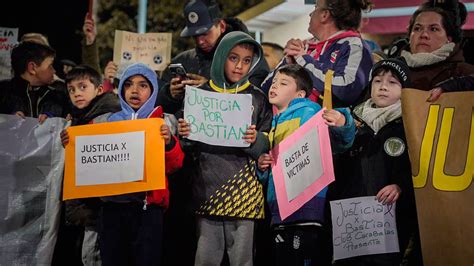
top-left (26, 85), bottom-right (33, 117)
top-left (143, 197), bottom-right (148, 210)
top-left (37, 89), bottom-right (50, 117)
top-left (271, 114), bottom-right (280, 149)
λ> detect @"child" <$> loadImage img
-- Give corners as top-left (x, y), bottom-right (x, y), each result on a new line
top-left (330, 58), bottom-right (418, 265)
top-left (256, 64), bottom-right (355, 266)
top-left (65, 63), bottom-right (184, 265)
top-left (0, 41), bottom-right (69, 122)
top-left (177, 31), bottom-right (272, 265)
top-left (57, 65), bottom-right (120, 266)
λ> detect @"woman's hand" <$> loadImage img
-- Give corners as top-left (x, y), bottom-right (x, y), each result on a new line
top-left (284, 38), bottom-right (306, 59)
top-left (427, 87), bottom-right (443, 102)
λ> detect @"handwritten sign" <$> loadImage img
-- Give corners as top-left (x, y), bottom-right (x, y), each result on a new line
top-left (113, 30), bottom-right (171, 72)
top-left (330, 196), bottom-right (399, 260)
top-left (0, 27), bottom-right (18, 80)
top-left (271, 110), bottom-right (334, 220)
top-left (183, 85), bottom-right (252, 147)
top-left (64, 118), bottom-right (165, 200)
top-left (75, 131), bottom-right (145, 186)
top-left (281, 128), bottom-right (323, 200)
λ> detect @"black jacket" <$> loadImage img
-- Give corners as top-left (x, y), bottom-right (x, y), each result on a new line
top-left (329, 116), bottom-right (417, 254)
top-left (0, 76), bottom-right (69, 118)
top-left (65, 92), bottom-right (120, 227)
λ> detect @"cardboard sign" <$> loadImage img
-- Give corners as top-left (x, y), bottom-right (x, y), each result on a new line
top-left (183, 85), bottom-right (253, 147)
top-left (113, 30), bottom-right (172, 72)
top-left (0, 27), bottom-right (18, 80)
top-left (402, 89), bottom-right (474, 266)
top-left (330, 196), bottom-right (399, 260)
top-left (271, 110), bottom-right (335, 220)
top-left (63, 118), bottom-right (165, 200)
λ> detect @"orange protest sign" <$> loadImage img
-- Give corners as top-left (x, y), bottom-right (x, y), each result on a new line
top-left (63, 118), bottom-right (165, 200)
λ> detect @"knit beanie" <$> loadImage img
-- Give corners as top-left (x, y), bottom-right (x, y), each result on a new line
top-left (370, 57), bottom-right (411, 88)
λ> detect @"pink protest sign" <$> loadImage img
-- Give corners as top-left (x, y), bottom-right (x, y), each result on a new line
top-left (271, 110), bottom-right (335, 220)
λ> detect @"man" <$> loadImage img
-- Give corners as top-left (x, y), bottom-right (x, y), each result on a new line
top-left (157, 0), bottom-right (269, 114)
top-left (262, 42), bottom-right (284, 70)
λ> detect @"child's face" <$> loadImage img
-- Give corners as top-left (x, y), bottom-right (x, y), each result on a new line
top-left (33, 56), bottom-right (55, 86)
top-left (269, 72), bottom-right (305, 112)
top-left (123, 75), bottom-right (152, 110)
top-left (371, 71), bottom-right (402, 108)
top-left (224, 45), bottom-right (254, 84)
top-left (67, 78), bottom-right (103, 109)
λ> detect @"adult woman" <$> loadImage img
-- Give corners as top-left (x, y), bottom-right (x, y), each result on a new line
top-left (401, 1), bottom-right (474, 95)
top-left (261, 0), bottom-right (374, 108)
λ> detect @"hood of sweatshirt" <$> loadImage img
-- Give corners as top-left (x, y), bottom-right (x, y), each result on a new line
top-left (108, 63), bottom-right (158, 122)
top-left (210, 31), bottom-right (262, 92)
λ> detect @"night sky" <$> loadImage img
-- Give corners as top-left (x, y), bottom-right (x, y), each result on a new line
top-left (1, 0), bottom-right (88, 75)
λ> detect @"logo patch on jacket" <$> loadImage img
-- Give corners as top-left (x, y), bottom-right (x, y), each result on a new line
top-left (384, 137), bottom-right (405, 157)
top-left (330, 50), bottom-right (339, 63)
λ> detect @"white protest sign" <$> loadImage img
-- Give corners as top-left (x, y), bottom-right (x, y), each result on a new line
top-left (183, 85), bottom-right (252, 147)
top-left (75, 131), bottom-right (145, 186)
top-left (0, 27), bottom-right (18, 80)
top-left (330, 196), bottom-right (399, 260)
top-left (113, 30), bottom-right (172, 72)
top-left (281, 127), bottom-right (323, 201)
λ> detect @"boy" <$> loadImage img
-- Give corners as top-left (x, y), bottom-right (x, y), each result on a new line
top-left (177, 31), bottom-right (272, 265)
top-left (103, 63), bottom-right (185, 266)
top-left (63, 63), bottom-right (184, 266)
top-left (330, 58), bottom-right (418, 265)
top-left (256, 64), bottom-right (355, 266)
top-left (57, 65), bottom-right (120, 266)
top-left (0, 41), bottom-right (69, 122)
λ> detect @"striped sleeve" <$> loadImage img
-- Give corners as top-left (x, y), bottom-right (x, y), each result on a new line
top-left (296, 37), bottom-right (372, 106)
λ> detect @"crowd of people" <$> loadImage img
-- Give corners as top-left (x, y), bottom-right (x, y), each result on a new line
top-left (1, 0), bottom-right (473, 265)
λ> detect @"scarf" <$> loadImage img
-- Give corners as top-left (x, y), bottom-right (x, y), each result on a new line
top-left (71, 93), bottom-right (120, 126)
top-left (401, 42), bottom-right (455, 68)
top-left (354, 99), bottom-right (402, 134)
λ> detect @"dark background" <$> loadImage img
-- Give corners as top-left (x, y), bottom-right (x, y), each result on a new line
top-left (1, 0), bottom-right (88, 75)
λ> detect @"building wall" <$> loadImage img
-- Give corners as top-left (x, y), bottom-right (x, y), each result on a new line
top-left (261, 13), bottom-right (312, 46)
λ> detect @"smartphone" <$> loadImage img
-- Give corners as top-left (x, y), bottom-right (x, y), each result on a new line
top-left (169, 63), bottom-right (188, 81)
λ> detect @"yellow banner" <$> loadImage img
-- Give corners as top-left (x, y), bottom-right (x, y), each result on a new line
top-left (63, 118), bottom-right (165, 200)
top-left (402, 89), bottom-right (474, 266)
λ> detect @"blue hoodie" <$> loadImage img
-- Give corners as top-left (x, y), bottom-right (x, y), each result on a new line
top-left (259, 98), bottom-right (355, 225)
top-left (108, 63), bottom-right (159, 122)
top-left (102, 63), bottom-right (160, 203)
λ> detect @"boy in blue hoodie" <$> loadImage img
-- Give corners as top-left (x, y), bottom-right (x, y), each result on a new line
top-left (177, 32), bottom-right (272, 265)
top-left (97, 63), bottom-right (184, 266)
top-left (257, 64), bottom-right (355, 266)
